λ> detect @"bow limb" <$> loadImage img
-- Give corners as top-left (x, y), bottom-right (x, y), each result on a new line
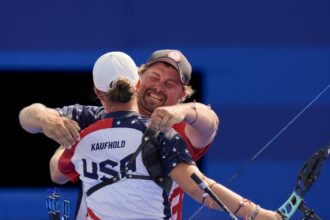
top-left (276, 142), bottom-right (330, 220)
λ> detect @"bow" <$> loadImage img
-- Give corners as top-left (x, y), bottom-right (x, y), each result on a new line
top-left (188, 83), bottom-right (330, 220)
top-left (276, 142), bottom-right (330, 219)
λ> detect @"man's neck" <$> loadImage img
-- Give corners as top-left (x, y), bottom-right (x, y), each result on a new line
top-left (137, 104), bottom-right (152, 117)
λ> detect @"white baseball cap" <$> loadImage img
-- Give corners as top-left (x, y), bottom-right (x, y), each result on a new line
top-left (93, 51), bottom-right (139, 92)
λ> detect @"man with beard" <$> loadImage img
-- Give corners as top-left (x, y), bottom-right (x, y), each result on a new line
top-left (19, 49), bottom-right (219, 219)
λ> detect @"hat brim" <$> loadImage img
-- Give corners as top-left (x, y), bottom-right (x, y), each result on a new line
top-left (147, 57), bottom-right (186, 84)
top-left (148, 57), bottom-right (179, 70)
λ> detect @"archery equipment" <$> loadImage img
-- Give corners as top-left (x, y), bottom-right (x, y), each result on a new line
top-left (191, 172), bottom-right (238, 220)
top-left (276, 142), bottom-right (330, 219)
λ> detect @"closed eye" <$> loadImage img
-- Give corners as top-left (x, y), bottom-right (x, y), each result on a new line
top-left (165, 82), bottom-right (175, 88)
top-left (150, 76), bottom-right (159, 82)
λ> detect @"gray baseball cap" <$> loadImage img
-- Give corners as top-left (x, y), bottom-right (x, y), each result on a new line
top-left (146, 49), bottom-right (192, 85)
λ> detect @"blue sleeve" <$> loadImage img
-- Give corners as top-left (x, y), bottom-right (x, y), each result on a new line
top-left (55, 104), bottom-right (105, 129)
top-left (158, 132), bottom-right (196, 175)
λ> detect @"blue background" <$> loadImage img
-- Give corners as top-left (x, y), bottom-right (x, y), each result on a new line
top-left (1, 0), bottom-right (329, 219)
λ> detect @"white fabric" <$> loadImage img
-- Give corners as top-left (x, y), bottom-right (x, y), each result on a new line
top-left (71, 127), bottom-right (166, 219)
top-left (93, 52), bottom-right (139, 92)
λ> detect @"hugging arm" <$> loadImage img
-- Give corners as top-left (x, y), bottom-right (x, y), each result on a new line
top-left (49, 146), bottom-right (69, 184)
top-left (151, 102), bottom-right (219, 149)
top-left (19, 103), bottom-right (81, 147)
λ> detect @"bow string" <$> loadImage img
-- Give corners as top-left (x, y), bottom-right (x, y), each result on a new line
top-left (189, 83), bottom-right (330, 220)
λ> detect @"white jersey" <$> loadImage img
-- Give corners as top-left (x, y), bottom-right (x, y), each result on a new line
top-left (58, 111), bottom-right (194, 220)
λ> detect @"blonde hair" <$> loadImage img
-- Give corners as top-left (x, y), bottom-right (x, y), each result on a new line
top-left (104, 78), bottom-right (135, 103)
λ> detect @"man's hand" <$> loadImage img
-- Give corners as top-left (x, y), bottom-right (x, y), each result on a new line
top-left (149, 105), bottom-right (186, 132)
top-left (42, 115), bottom-right (81, 148)
top-left (19, 103), bottom-right (81, 148)
top-left (150, 102), bottom-right (219, 149)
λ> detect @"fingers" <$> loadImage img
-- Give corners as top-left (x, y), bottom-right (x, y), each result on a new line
top-left (150, 114), bottom-right (165, 131)
top-left (59, 119), bottom-right (81, 147)
top-left (150, 113), bottom-right (175, 133)
top-left (150, 110), bottom-right (167, 132)
top-left (151, 107), bottom-right (185, 132)
top-left (65, 120), bottom-right (81, 142)
top-left (43, 118), bottom-right (81, 148)
top-left (44, 129), bottom-right (72, 148)
top-left (56, 134), bottom-right (74, 149)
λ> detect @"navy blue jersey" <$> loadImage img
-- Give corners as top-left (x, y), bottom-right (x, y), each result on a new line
top-left (56, 104), bottom-right (105, 129)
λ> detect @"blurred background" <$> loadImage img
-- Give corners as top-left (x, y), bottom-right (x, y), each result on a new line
top-left (0, 0), bottom-right (329, 219)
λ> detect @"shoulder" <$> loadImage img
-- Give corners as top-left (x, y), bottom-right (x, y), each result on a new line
top-left (56, 104), bottom-right (105, 117)
top-left (157, 129), bottom-right (184, 148)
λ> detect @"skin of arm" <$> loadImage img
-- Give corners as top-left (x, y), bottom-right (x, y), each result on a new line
top-left (150, 102), bottom-right (219, 149)
top-left (19, 103), bottom-right (80, 147)
top-left (170, 163), bottom-right (281, 220)
top-left (49, 146), bottom-right (69, 184)
top-left (20, 101), bottom-right (218, 149)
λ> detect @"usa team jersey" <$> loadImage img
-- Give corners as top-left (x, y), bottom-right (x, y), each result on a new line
top-left (56, 104), bottom-right (212, 220)
top-left (58, 111), bottom-right (195, 220)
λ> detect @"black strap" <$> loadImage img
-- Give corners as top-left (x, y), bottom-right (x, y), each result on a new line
top-left (125, 128), bottom-right (155, 172)
top-left (125, 174), bottom-right (154, 180)
top-left (87, 174), bottom-right (120, 196)
top-left (141, 130), bottom-right (173, 193)
top-left (86, 128), bottom-right (156, 197)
